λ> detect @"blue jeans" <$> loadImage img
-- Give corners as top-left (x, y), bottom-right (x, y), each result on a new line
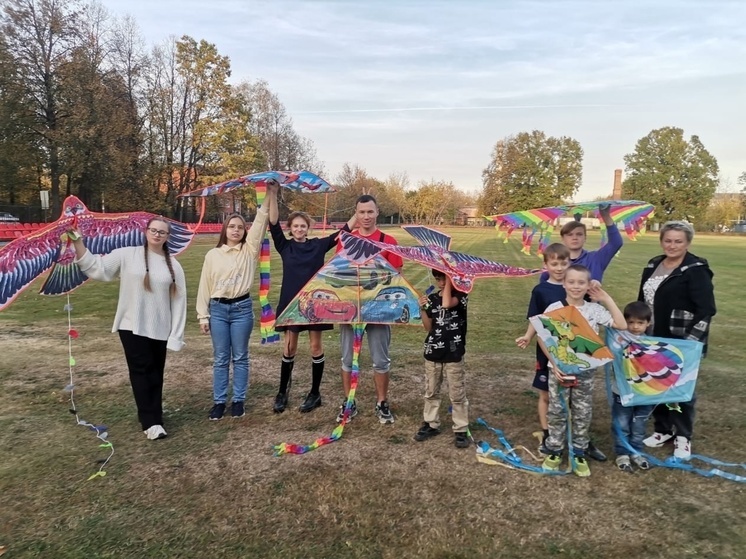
top-left (209, 298), bottom-right (254, 403)
top-left (611, 394), bottom-right (654, 456)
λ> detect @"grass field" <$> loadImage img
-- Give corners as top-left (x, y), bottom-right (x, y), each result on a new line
top-left (1, 228), bottom-right (745, 559)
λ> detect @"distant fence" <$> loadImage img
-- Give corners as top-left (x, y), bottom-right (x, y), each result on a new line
top-left (0, 220), bottom-right (352, 242)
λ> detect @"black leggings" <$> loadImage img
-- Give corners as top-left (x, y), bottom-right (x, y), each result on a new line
top-left (118, 330), bottom-right (168, 430)
top-left (652, 395), bottom-right (697, 440)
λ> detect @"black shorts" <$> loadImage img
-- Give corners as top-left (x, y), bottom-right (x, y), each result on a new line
top-left (532, 367), bottom-right (549, 392)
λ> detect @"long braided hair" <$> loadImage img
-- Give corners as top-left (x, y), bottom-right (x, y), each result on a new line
top-left (143, 218), bottom-right (177, 297)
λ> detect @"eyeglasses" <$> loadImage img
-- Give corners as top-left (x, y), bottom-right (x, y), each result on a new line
top-left (147, 228), bottom-right (169, 236)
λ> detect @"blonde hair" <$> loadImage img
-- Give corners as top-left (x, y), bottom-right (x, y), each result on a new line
top-left (659, 221), bottom-right (694, 243)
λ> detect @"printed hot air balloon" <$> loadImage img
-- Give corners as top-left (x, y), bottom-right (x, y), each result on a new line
top-left (605, 328), bottom-right (701, 406)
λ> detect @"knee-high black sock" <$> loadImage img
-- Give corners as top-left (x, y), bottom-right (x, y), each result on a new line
top-left (311, 354), bottom-right (325, 395)
top-left (279, 354), bottom-right (295, 393)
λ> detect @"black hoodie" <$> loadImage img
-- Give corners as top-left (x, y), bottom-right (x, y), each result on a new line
top-left (638, 251), bottom-right (716, 354)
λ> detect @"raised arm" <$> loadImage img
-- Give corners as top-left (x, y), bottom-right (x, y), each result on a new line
top-left (244, 180), bottom-right (277, 257)
top-left (589, 206), bottom-right (623, 279)
top-left (70, 230), bottom-right (123, 282)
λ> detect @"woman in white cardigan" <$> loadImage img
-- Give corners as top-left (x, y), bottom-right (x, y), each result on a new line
top-left (70, 217), bottom-right (187, 441)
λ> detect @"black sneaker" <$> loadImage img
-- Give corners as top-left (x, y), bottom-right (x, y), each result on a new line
top-left (209, 403), bottom-right (226, 421)
top-left (539, 434), bottom-right (551, 455)
top-left (335, 400), bottom-right (358, 423)
top-left (375, 400), bottom-right (394, 424)
top-left (273, 392), bottom-right (288, 414)
top-left (231, 401), bottom-right (245, 418)
top-left (454, 432), bottom-right (470, 449)
top-left (414, 422), bottom-right (441, 441)
top-left (299, 392), bottom-right (322, 413)
top-left (587, 441), bottom-right (607, 462)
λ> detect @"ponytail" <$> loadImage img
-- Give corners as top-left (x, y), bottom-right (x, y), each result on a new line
top-left (143, 243), bottom-right (152, 292)
top-left (163, 244), bottom-right (178, 297)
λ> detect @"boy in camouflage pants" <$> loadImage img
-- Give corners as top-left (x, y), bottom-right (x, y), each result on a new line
top-left (539, 265), bottom-right (627, 477)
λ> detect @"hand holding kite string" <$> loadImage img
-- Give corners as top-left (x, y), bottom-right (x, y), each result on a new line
top-left (0, 196), bottom-right (194, 311)
top-left (338, 226), bottom-right (541, 293)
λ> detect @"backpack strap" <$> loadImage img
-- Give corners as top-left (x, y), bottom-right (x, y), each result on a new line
top-left (379, 230), bottom-right (385, 242)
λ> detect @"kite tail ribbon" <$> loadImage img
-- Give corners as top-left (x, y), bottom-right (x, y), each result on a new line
top-left (63, 295), bottom-right (114, 480)
top-left (475, 418), bottom-right (566, 475)
top-left (537, 226), bottom-right (552, 258)
top-left (521, 227), bottom-right (535, 256)
top-left (255, 183), bottom-right (279, 344)
top-left (604, 365), bottom-right (746, 483)
top-left (274, 324), bottom-right (365, 455)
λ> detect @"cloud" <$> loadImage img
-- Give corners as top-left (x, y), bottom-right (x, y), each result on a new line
top-left (100, 0), bottom-right (746, 199)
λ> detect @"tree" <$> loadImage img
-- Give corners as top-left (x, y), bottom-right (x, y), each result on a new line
top-left (0, 35), bottom-right (43, 204)
top-left (623, 127), bottom-right (719, 223)
top-left (1, 0), bottom-right (82, 215)
top-left (478, 130), bottom-right (582, 215)
top-left (56, 3), bottom-right (145, 212)
top-left (143, 36), bottom-right (254, 215)
top-left (237, 80), bottom-right (323, 218)
top-left (325, 163), bottom-right (382, 222)
top-left (406, 180), bottom-right (470, 225)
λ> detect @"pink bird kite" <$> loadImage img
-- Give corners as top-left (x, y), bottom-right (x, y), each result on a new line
top-left (0, 195), bottom-right (194, 310)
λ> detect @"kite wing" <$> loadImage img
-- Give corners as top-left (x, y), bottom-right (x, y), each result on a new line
top-left (179, 170), bottom-right (335, 197)
top-left (402, 225), bottom-right (451, 251)
top-left (340, 227), bottom-right (540, 293)
top-left (0, 195), bottom-right (194, 309)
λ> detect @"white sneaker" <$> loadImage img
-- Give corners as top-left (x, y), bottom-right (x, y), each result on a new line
top-left (673, 436), bottom-right (691, 460)
top-left (143, 425), bottom-right (168, 440)
top-left (643, 432), bottom-right (673, 448)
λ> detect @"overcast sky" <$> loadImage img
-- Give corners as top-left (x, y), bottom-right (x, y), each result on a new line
top-left (100, 0), bottom-right (746, 200)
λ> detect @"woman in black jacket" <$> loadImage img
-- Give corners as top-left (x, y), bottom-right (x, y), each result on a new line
top-left (638, 221), bottom-right (716, 460)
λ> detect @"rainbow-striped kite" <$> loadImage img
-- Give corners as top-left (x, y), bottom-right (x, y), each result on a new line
top-left (485, 200), bottom-right (655, 256)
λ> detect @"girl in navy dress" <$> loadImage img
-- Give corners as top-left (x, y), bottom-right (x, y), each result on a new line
top-left (269, 202), bottom-right (356, 413)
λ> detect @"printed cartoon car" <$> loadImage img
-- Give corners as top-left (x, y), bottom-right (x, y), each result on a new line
top-left (360, 287), bottom-right (420, 324)
top-left (298, 288), bottom-right (357, 322)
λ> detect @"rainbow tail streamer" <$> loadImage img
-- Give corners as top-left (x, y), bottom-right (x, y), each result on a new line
top-left (63, 295), bottom-right (114, 480)
top-left (537, 226), bottom-right (552, 258)
top-left (254, 183), bottom-right (279, 344)
top-left (520, 227), bottom-right (535, 256)
top-left (274, 324), bottom-right (365, 455)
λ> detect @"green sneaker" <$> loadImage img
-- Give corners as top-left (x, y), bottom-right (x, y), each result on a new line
top-left (542, 453), bottom-right (562, 472)
top-left (573, 456), bottom-right (591, 477)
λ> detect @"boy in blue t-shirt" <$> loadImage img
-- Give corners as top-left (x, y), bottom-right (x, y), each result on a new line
top-left (413, 269), bottom-right (469, 449)
top-left (516, 243), bottom-right (571, 452)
